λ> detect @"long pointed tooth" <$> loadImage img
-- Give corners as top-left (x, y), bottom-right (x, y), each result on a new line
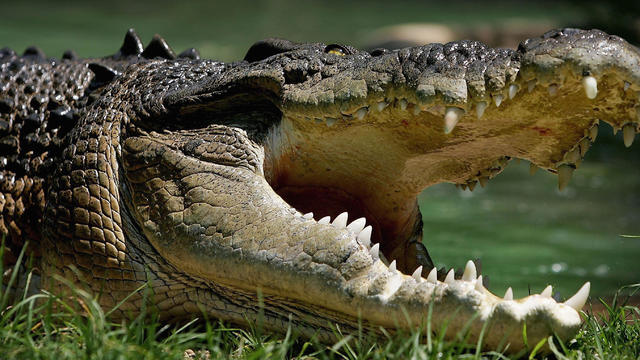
top-left (565, 148), bottom-right (581, 163)
top-left (493, 94), bottom-right (503, 107)
top-left (346, 217), bottom-right (366, 233)
top-left (427, 268), bottom-right (437, 283)
top-left (478, 176), bottom-right (488, 188)
top-left (590, 123), bottom-right (599, 141)
top-left (623, 124), bottom-right (635, 148)
top-left (529, 162), bottom-right (538, 176)
top-left (303, 212), bottom-right (314, 219)
top-left (444, 269), bottom-right (455, 284)
top-left (318, 216), bottom-right (331, 224)
top-left (579, 138), bottom-right (591, 156)
top-left (527, 79), bottom-right (536, 92)
top-left (475, 275), bottom-right (484, 291)
top-left (508, 84), bottom-right (518, 99)
top-left (399, 99), bottom-right (408, 110)
top-left (541, 285), bottom-right (553, 298)
top-left (557, 164), bottom-right (574, 191)
top-left (357, 225), bottom-right (372, 247)
top-left (376, 101), bottom-right (388, 112)
top-left (355, 107), bottom-right (368, 120)
top-left (412, 266), bottom-right (423, 282)
top-left (564, 282), bottom-right (591, 311)
top-left (389, 260), bottom-right (396, 273)
top-left (504, 287), bottom-right (513, 300)
top-left (332, 212), bottom-right (348, 227)
top-left (476, 101), bottom-right (487, 119)
top-left (369, 243), bottom-right (380, 261)
top-left (548, 84), bottom-right (558, 96)
top-left (412, 105), bottom-right (421, 115)
top-left (444, 107), bottom-right (463, 134)
top-left (467, 181), bottom-right (477, 191)
top-left (582, 76), bottom-right (598, 99)
top-left (462, 260), bottom-right (477, 281)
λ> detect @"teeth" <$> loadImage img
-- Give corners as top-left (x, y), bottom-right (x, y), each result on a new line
top-left (527, 79), bottom-right (536, 92)
top-left (376, 101), bottom-right (388, 112)
top-left (412, 266), bottom-right (423, 282)
top-left (427, 268), bottom-right (437, 283)
top-left (389, 260), bottom-right (397, 273)
top-left (504, 287), bottom-right (513, 300)
top-left (557, 164), bottom-right (574, 191)
top-left (529, 163), bottom-right (538, 176)
top-left (467, 181), bottom-right (477, 191)
top-left (355, 107), bottom-right (368, 120)
top-left (303, 212), bottom-right (314, 219)
top-left (381, 274), bottom-right (404, 300)
top-left (462, 260), bottom-right (477, 281)
top-left (412, 105), bottom-right (421, 115)
top-left (579, 138), bottom-right (591, 156)
top-left (444, 269), bottom-right (455, 284)
top-left (444, 107), bottom-right (464, 134)
top-left (475, 276), bottom-right (484, 291)
top-left (399, 99), bottom-right (408, 110)
top-left (563, 282), bottom-right (591, 311)
top-left (565, 148), bottom-right (581, 163)
top-left (326, 117), bottom-right (337, 127)
top-left (346, 217), bottom-right (366, 233)
top-left (357, 225), bottom-right (372, 247)
top-left (590, 123), bottom-right (599, 141)
top-left (318, 216), bottom-right (331, 224)
top-left (332, 212), bottom-right (348, 227)
top-left (541, 285), bottom-right (553, 298)
top-left (493, 94), bottom-right (503, 107)
top-left (582, 76), bottom-right (598, 99)
top-left (476, 101), bottom-right (487, 119)
top-left (508, 84), bottom-right (518, 99)
top-left (623, 124), bottom-right (636, 147)
top-left (548, 84), bottom-right (558, 96)
top-left (478, 176), bottom-right (488, 188)
top-left (369, 243), bottom-right (380, 261)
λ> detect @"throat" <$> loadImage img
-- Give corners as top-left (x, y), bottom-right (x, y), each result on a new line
top-left (275, 185), bottom-right (384, 246)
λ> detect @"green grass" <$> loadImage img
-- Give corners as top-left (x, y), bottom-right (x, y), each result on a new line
top-left (2, 245), bottom-right (640, 359)
top-left (2, 280), bottom-right (639, 359)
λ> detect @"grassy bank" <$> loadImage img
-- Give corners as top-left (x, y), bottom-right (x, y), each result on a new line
top-left (1, 273), bottom-right (639, 359)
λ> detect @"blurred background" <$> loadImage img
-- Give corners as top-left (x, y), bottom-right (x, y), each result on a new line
top-left (2, 0), bottom-right (639, 300)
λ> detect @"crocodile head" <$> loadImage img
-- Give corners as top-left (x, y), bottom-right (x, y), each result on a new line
top-left (41, 29), bottom-right (640, 353)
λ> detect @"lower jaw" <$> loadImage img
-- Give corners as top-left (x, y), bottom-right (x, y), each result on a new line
top-left (275, 185), bottom-right (439, 275)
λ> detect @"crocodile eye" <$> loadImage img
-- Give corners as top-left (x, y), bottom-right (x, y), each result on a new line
top-left (324, 44), bottom-right (348, 56)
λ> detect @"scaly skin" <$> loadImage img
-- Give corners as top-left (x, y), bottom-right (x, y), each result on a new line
top-left (1, 28), bottom-right (639, 352)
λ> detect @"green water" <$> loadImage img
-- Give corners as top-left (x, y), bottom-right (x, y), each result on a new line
top-left (2, 0), bottom-right (583, 62)
top-left (2, 0), bottom-right (638, 299)
top-left (420, 131), bottom-right (640, 299)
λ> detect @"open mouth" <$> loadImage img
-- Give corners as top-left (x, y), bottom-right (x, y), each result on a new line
top-left (262, 66), bottom-right (630, 304)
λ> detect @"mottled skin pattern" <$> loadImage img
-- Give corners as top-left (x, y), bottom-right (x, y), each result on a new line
top-left (1, 28), bottom-right (639, 353)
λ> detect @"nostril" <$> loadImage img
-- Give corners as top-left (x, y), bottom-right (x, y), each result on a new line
top-left (284, 68), bottom-right (307, 85)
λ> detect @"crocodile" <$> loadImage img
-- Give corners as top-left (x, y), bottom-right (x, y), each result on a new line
top-left (1, 28), bottom-right (639, 353)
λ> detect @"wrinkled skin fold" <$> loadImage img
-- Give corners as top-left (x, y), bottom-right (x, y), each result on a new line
top-left (1, 28), bottom-right (639, 353)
